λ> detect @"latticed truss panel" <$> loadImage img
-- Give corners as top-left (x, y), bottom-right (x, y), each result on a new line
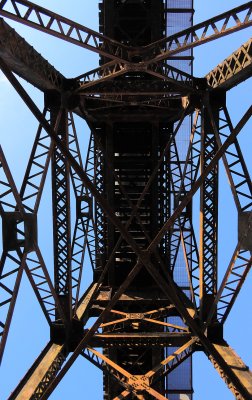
top-left (206, 38), bottom-right (252, 90)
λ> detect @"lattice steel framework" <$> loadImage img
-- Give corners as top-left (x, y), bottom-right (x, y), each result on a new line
top-left (0, 1), bottom-right (252, 399)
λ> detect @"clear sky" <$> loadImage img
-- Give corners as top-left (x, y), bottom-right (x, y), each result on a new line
top-left (0, 1), bottom-right (252, 399)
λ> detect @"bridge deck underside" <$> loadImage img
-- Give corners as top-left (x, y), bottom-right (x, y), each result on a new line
top-left (97, 1), bottom-right (194, 399)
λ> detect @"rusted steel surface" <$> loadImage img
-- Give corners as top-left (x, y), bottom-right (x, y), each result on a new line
top-left (0, 18), bottom-right (64, 91)
top-left (210, 342), bottom-right (252, 399)
top-left (0, 1), bottom-right (252, 399)
top-left (0, 0), bottom-right (128, 61)
top-left (142, 2), bottom-right (252, 64)
top-left (206, 38), bottom-right (252, 90)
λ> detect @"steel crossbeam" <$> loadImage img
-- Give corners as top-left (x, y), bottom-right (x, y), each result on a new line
top-left (0, 148), bottom-right (26, 361)
top-left (206, 244), bottom-right (252, 326)
top-left (82, 340), bottom-right (196, 400)
top-left (75, 61), bottom-right (195, 94)
top-left (208, 104), bottom-right (252, 213)
top-left (19, 108), bottom-right (53, 213)
top-left (0, 0), bottom-right (128, 62)
top-left (0, 0), bottom-right (251, 95)
top-left (169, 134), bottom-right (200, 307)
top-left (142, 2), bottom-right (252, 64)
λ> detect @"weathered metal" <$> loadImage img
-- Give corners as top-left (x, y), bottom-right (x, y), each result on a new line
top-left (0, 1), bottom-right (252, 399)
top-left (206, 38), bottom-right (252, 90)
top-left (0, 18), bottom-right (65, 91)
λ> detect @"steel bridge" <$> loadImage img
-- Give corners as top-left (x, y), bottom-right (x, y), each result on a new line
top-left (0, 0), bottom-right (252, 399)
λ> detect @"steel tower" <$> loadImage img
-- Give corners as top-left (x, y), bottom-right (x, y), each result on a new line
top-left (0, 1), bottom-right (252, 399)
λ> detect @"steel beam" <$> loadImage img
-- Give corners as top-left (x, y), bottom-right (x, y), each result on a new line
top-left (75, 61), bottom-right (195, 94)
top-left (142, 2), bottom-right (252, 64)
top-left (82, 342), bottom-right (196, 400)
top-left (0, 147), bottom-right (26, 362)
top-left (199, 101), bottom-right (219, 321)
top-left (207, 103), bottom-right (252, 213)
top-left (50, 106), bottom-right (72, 320)
top-left (0, 0), bottom-right (128, 62)
top-left (0, 18), bottom-right (64, 91)
top-left (206, 38), bottom-right (252, 90)
top-left (8, 283), bottom-right (98, 399)
top-left (9, 343), bottom-right (66, 400)
top-left (68, 115), bottom-right (95, 310)
top-left (19, 108), bottom-right (53, 213)
top-left (210, 341), bottom-right (252, 399)
top-left (207, 243), bottom-right (252, 326)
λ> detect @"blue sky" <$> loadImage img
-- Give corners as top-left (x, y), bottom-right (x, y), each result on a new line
top-left (0, 1), bottom-right (252, 399)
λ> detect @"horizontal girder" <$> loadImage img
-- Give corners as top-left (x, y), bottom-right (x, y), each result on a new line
top-left (0, 0), bottom-right (251, 70)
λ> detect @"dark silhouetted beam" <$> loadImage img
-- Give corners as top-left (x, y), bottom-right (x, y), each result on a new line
top-left (0, 0), bottom-right (128, 62)
top-left (0, 18), bottom-right (64, 91)
top-left (141, 2), bottom-right (252, 64)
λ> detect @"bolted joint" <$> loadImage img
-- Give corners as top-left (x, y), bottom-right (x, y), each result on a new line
top-left (193, 77), bottom-right (208, 90)
top-left (61, 91), bottom-right (80, 111)
top-left (50, 318), bottom-right (83, 352)
top-left (44, 89), bottom-right (80, 111)
top-left (2, 212), bottom-right (37, 252)
top-left (138, 249), bottom-right (151, 266)
top-left (127, 375), bottom-right (150, 392)
top-left (206, 322), bottom-right (224, 343)
top-left (124, 62), bottom-right (148, 72)
top-left (126, 313), bottom-right (145, 320)
top-left (208, 89), bottom-right (226, 108)
top-left (44, 90), bottom-right (61, 110)
top-left (238, 211), bottom-right (252, 251)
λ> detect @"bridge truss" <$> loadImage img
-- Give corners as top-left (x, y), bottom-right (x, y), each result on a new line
top-left (0, 0), bottom-right (252, 399)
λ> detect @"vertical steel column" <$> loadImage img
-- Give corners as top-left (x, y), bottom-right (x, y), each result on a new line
top-left (151, 121), bottom-right (160, 240)
top-left (49, 93), bottom-right (72, 322)
top-left (200, 96), bottom-right (219, 322)
top-left (105, 123), bottom-right (116, 288)
top-left (159, 123), bottom-right (171, 268)
top-left (94, 124), bottom-right (106, 280)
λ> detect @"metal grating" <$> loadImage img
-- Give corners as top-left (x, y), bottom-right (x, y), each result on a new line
top-left (165, 1), bottom-right (194, 399)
